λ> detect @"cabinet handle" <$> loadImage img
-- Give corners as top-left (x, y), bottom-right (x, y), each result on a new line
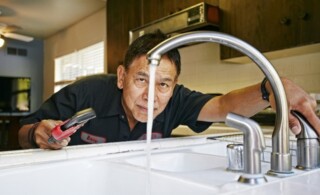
top-left (298, 12), bottom-right (310, 21)
top-left (280, 17), bottom-right (291, 25)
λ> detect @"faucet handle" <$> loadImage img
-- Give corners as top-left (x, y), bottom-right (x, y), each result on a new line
top-left (292, 111), bottom-right (320, 170)
top-left (292, 111), bottom-right (318, 139)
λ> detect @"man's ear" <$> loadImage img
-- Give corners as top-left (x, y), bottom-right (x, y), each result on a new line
top-left (117, 65), bottom-right (125, 89)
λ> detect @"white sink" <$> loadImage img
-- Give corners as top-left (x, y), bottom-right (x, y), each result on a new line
top-left (0, 160), bottom-right (111, 195)
top-left (125, 151), bottom-right (227, 172)
top-left (191, 141), bottom-right (230, 156)
top-left (0, 155), bottom-right (231, 195)
top-left (0, 135), bottom-right (319, 195)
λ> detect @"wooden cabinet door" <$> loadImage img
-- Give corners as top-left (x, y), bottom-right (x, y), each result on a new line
top-left (0, 116), bottom-right (22, 150)
top-left (297, 0), bottom-right (320, 46)
top-left (219, 0), bottom-right (320, 59)
top-left (107, 0), bottom-right (220, 74)
top-left (142, 0), bottom-right (175, 24)
top-left (107, 0), bottom-right (142, 74)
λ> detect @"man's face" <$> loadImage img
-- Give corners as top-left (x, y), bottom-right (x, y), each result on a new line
top-left (117, 55), bottom-right (178, 124)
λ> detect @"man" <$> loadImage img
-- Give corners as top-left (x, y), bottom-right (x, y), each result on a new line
top-left (18, 31), bottom-right (320, 150)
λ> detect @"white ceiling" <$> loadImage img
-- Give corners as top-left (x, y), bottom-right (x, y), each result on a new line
top-left (0, 0), bottom-right (106, 40)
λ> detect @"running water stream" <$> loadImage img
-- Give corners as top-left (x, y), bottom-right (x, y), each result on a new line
top-left (145, 64), bottom-right (157, 195)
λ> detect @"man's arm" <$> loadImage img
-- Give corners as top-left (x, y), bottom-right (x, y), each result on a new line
top-left (18, 120), bottom-right (70, 150)
top-left (198, 77), bottom-right (320, 135)
top-left (18, 123), bottom-right (36, 149)
top-left (198, 83), bottom-right (268, 122)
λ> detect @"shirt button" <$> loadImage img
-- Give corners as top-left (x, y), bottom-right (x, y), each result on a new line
top-left (120, 115), bottom-right (125, 119)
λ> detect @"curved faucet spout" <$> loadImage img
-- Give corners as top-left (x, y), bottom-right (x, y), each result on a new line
top-left (147, 31), bottom-right (292, 175)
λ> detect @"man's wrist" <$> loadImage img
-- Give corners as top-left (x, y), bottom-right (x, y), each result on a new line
top-left (28, 122), bottom-right (40, 148)
top-left (261, 77), bottom-right (270, 102)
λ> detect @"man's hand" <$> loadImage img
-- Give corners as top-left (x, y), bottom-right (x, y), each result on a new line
top-left (34, 120), bottom-right (71, 149)
top-left (268, 78), bottom-right (320, 135)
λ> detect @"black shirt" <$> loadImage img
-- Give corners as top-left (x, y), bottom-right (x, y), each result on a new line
top-left (20, 74), bottom-right (213, 146)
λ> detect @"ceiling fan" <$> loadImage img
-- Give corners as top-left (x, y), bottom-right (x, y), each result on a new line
top-left (0, 22), bottom-right (34, 47)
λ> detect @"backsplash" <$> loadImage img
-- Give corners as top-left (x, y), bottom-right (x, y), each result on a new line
top-left (178, 43), bottom-right (320, 94)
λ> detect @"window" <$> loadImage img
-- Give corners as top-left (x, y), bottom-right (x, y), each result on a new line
top-left (54, 42), bottom-right (104, 92)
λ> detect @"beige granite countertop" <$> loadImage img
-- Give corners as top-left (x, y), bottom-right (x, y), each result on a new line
top-left (172, 123), bottom-right (274, 137)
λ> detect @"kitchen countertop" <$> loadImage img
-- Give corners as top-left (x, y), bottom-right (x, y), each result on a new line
top-left (172, 123), bottom-right (274, 137)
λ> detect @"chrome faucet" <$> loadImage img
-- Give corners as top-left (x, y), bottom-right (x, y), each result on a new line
top-left (147, 31), bottom-right (293, 176)
top-left (226, 112), bottom-right (267, 184)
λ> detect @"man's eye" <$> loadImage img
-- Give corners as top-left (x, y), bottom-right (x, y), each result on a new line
top-left (135, 77), bottom-right (145, 82)
top-left (137, 78), bottom-right (146, 83)
top-left (134, 77), bottom-right (148, 87)
top-left (159, 82), bottom-right (169, 88)
top-left (157, 82), bottom-right (171, 93)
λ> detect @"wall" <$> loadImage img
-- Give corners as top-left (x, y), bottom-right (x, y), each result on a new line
top-left (0, 39), bottom-right (44, 113)
top-left (43, 6), bottom-right (319, 102)
top-left (178, 43), bottom-right (320, 95)
top-left (43, 7), bottom-right (106, 100)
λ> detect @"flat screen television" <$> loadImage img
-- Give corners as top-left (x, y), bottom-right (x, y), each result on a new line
top-left (0, 76), bottom-right (31, 113)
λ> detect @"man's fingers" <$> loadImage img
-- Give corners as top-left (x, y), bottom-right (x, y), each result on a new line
top-left (290, 110), bottom-right (320, 136)
top-left (299, 111), bottom-right (320, 136)
top-left (288, 113), bottom-right (301, 135)
top-left (39, 138), bottom-right (69, 150)
top-left (34, 120), bottom-right (66, 150)
top-left (60, 138), bottom-right (71, 147)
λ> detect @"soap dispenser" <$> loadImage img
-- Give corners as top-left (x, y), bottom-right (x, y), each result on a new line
top-left (293, 111), bottom-right (320, 170)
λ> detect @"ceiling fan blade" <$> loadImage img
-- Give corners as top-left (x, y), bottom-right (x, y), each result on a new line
top-left (2, 32), bottom-right (34, 42)
top-left (0, 23), bottom-right (21, 33)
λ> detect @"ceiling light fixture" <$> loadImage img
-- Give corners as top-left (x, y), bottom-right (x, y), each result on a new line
top-left (0, 35), bottom-right (5, 48)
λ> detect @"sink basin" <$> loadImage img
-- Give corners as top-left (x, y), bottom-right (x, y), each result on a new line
top-left (0, 159), bottom-right (111, 195)
top-left (191, 141), bottom-right (229, 156)
top-left (124, 151), bottom-right (227, 172)
top-left (0, 135), bottom-right (317, 195)
top-left (0, 155), bottom-right (232, 195)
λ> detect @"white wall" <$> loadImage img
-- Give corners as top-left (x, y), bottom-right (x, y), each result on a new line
top-left (178, 43), bottom-right (320, 95)
top-left (43, 8), bottom-right (106, 100)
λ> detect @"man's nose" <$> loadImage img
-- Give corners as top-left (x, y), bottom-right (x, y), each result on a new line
top-left (142, 85), bottom-right (157, 102)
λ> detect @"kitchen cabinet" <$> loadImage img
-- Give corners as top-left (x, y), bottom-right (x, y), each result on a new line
top-left (107, 0), bottom-right (142, 74)
top-left (219, 0), bottom-right (320, 59)
top-left (0, 116), bottom-right (22, 151)
top-left (107, 0), bottom-right (218, 74)
top-left (107, 0), bottom-right (319, 68)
